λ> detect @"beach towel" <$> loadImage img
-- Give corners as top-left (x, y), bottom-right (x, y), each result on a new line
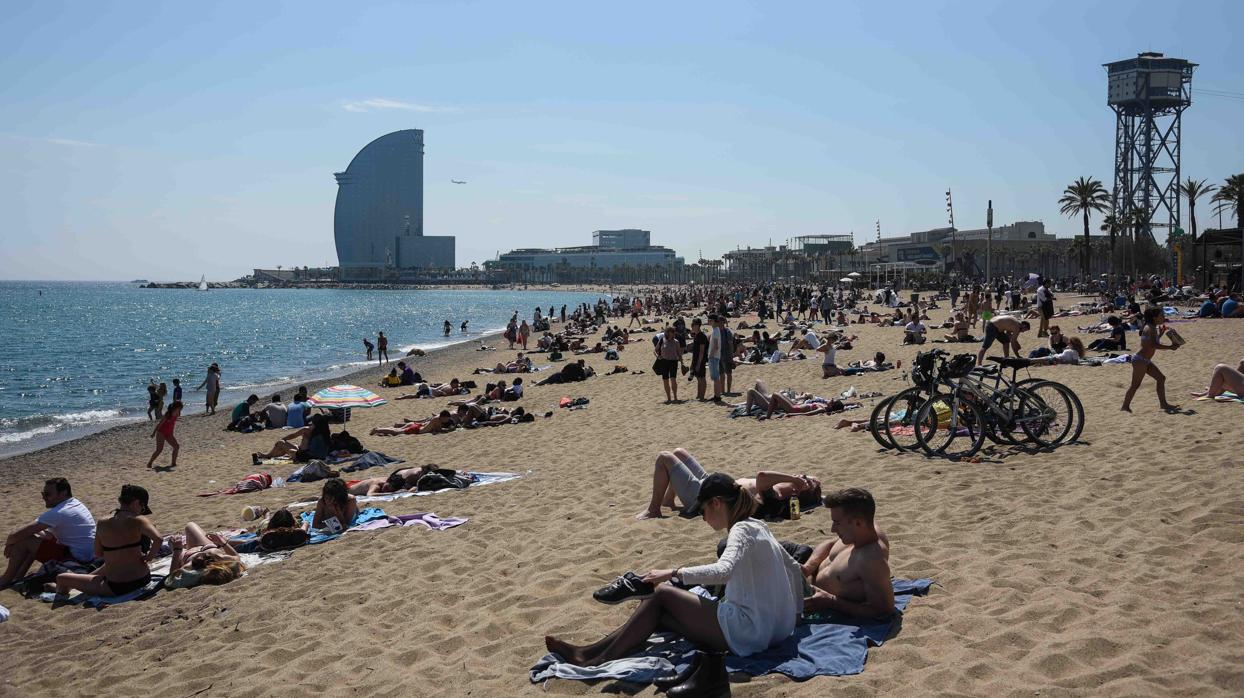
top-left (1194, 391), bottom-right (1244, 403)
top-left (393, 513), bottom-right (469, 531)
top-left (286, 460), bottom-right (336, 483)
top-left (298, 507), bottom-right (390, 544)
top-left (0, 604), bottom-right (8, 623)
top-left (38, 575), bottom-right (167, 609)
top-left (199, 472), bottom-right (272, 497)
top-left (339, 451), bottom-right (405, 472)
top-left (530, 578), bottom-right (934, 684)
top-left (287, 472), bottom-right (523, 508)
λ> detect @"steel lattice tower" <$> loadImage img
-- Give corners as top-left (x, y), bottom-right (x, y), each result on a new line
top-left (1104, 53), bottom-right (1196, 244)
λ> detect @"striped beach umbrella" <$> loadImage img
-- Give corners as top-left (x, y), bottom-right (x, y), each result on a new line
top-left (307, 384), bottom-right (387, 409)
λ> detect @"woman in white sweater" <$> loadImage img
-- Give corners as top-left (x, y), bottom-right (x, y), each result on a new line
top-left (545, 473), bottom-right (804, 665)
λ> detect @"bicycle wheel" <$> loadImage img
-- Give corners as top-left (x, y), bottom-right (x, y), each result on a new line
top-left (882, 387), bottom-right (930, 452)
top-left (869, 395), bottom-right (897, 450)
top-left (1018, 378), bottom-right (1084, 444)
top-left (1019, 381), bottom-right (1078, 447)
top-left (914, 393), bottom-right (985, 459)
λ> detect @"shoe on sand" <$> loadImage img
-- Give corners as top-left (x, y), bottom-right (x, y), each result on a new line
top-left (593, 572), bottom-right (655, 604)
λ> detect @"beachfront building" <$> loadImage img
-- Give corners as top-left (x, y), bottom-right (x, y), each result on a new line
top-left (333, 129), bottom-right (455, 280)
top-left (487, 229), bottom-right (685, 283)
top-left (721, 234), bottom-right (856, 282)
top-left (855, 221), bottom-right (1091, 279)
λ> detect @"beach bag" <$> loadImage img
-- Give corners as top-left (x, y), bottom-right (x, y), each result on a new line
top-left (548, 350), bottom-right (563, 361)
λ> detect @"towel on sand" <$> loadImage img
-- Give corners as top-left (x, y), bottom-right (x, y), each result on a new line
top-left (530, 578), bottom-right (934, 684)
top-left (298, 507), bottom-right (389, 544)
top-left (199, 472), bottom-right (272, 497)
top-left (39, 575), bottom-right (167, 608)
top-left (1194, 391), bottom-right (1244, 403)
top-left (287, 471), bottom-right (522, 508)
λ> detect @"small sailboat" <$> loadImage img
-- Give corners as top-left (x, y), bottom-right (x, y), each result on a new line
top-left (198, 275), bottom-right (209, 291)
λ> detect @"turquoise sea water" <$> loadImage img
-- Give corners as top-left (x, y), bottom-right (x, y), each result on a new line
top-left (0, 282), bottom-right (600, 457)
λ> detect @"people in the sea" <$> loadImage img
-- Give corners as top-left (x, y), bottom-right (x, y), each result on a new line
top-left (1121, 307), bottom-right (1180, 413)
top-left (801, 488), bottom-right (895, 619)
top-left (0, 478), bottom-right (97, 590)
top-left (146, 400), bottom-right (182, 469)
top-left (363, 337), bottom-right (374, 361)
top-left (547, 473), bottom-right (804, 670)
top-left (166, 522), bottom-right (245, 589)
top-left (1190, 358), bottom-right (1244, 399)
top-left (196, 362), bottom-right (222, 415)
top-left (377, 331), bottom-right (389, 365)
top-left (51, 485), bottom-right (161, 599)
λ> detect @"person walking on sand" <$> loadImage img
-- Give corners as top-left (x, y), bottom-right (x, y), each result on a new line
top-left (195, 363), bottom-right (221, 415)
top-left (1121, 307), bottom-right (1181, 413)
top-left (147, 400), bottom-right (182, 468)
top-left (363, 337), bottom-right (374, 361)
top-left (377, 331), bottom-right (389, 365)
top-left (519, 320), bottom-right (531, 350)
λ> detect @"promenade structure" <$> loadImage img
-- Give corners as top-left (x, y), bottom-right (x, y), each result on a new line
top-left (491, 229), bottom-right (682, 272)
top-left (333, 129), bottom-right (455, 279)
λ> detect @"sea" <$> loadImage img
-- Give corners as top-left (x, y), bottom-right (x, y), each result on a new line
top-left (0, 281), bottom-right (603, 457)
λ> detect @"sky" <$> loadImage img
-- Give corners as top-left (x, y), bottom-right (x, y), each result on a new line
top-left (1, 0), bottom-right (1241, 281)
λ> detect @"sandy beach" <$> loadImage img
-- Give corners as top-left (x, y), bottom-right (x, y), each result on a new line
top-left (2, 299), bottom-right (1243, 697)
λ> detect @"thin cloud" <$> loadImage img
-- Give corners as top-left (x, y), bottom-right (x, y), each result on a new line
top-left (341, 98), bottom-right (459, 114)
top-left (2, 134), bottom-right (103, 148)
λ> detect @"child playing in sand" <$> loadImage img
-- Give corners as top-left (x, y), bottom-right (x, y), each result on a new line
top-left (1121, 308), bottom-right (1180, 413)
top-left (146, 400), bottom-right (182, 468)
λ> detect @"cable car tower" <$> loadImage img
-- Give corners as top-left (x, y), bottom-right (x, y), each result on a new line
top-left (1104, 52), bottom-right (1196, 244)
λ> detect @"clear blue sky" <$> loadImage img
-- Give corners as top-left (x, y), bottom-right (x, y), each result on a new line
top-left (1, 0), bottom-right (1240, 280)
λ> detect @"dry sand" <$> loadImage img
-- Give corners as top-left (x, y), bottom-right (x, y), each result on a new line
top-left (1, 298), bottom-right (1242, 697)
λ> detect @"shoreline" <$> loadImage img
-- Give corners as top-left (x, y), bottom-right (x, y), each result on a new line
top-left (0, 328), bottom-right (510, 461)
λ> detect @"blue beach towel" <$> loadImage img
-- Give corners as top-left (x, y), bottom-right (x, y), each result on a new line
top-left (298, 507), bottom-right (389, 544)
top-left (530, 578), bottom-right (934, 684)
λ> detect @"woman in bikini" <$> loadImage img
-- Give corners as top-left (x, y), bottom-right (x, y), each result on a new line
top-left (166, 522), bottom-right (245, 588)
top-left (1121, 307), bottom-right (1180, 412)
top-left (52, 485), bottom-right (161, 598)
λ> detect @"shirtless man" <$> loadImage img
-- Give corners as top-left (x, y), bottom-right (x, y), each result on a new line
top-left (369, 410), bottom-right (454, 436)
top-left (801, 488), bottom-right (894, 618)
top-left (977, 315), bottom-right (1031, 366)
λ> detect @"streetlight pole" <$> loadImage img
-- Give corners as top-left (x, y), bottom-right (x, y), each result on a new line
top-left (986, 200), bottom-right (993, 282)
top-left (946, 188), bottom-right (956, 275)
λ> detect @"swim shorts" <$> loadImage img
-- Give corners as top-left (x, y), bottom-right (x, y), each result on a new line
top-left (707, 357), bottom-right (721, 381)
top-left (981, 321), bottom-right (999, 350)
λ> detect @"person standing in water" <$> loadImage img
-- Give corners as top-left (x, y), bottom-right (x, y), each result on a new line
top-left (195, 363), bottom-right (221, 415)
top-left (460, 320), bottom-right (469, 333)
top-left (377, 332), bottom-right (389, 365)
top-left (147, 401), bottom-right (182, 469)
top-left (443, 320), bottom-right (452, 336)
top-left (363, 337), bottom-right (374, 361)
top-left (1121, 307), bottom-right (1181, 413)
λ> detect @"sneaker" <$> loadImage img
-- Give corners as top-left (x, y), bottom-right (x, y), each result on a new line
top-left (252, 453), bottom-right (261, 466)
top-left (592, 572), bottom-right (655, 605)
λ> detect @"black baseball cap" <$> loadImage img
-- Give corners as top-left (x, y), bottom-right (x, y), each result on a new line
top-left (119, 484), bottom-right (152, 515)
top-left (696, 473), bottom-right (738, 506)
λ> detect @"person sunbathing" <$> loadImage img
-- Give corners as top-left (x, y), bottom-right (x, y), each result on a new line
top-left (738, 380), bottom-right (850, 418)
top-left (252, 414), bottom-right (334, 463)
top-left (51, 485), bottom-right (161, 599)
top-left (801, 488), bottom-right (895, 619)
top-left (637, 448), bottom-right (823, 520)
top-left (1190, 359), bottom-right (1244, 399)
top-left (166, 522), bottom-right (245, 589)
top-left (549, 474), bottom-right (804, 675)
top-left (1034, 336), bottom-right (1086, 365)
top-left (309, 478), bottom-right (358, 531)
top-left (369, 410), bottom-right (454, 436)
top-left (943, 313), bottom-right (970, 341)
top-left (344, 472), bottom-right (407, 496)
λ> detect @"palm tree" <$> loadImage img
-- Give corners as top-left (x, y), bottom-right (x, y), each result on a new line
top-left (1058, 177), bottom-right (1111, 279)
top-left (1099, 212), bottom-right (1123, 280)
top-left (1211, 173), bottom-right (1243, 228)
top-left (1180, 178), bottom-right (1217, 287)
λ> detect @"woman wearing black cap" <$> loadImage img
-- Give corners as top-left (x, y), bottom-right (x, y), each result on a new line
top-left (51, 485), bottom-right (162, 598)
top-left (545, 473), bottom-right (804, 681)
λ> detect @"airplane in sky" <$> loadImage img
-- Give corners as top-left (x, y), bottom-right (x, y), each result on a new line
top-left (451, 180), bottom-right (467, 184)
